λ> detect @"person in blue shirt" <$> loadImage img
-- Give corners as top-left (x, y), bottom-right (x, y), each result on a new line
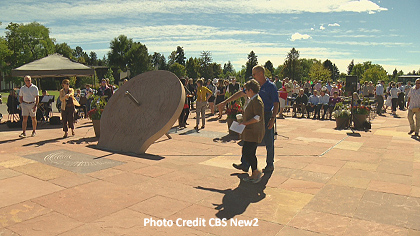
top-left (307, 90), bottom-right (320, 119)
top-left (217, 66), bottom-right (279, 173)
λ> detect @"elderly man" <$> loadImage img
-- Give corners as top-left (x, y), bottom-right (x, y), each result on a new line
top-left (19, 75), bottom-right (39, 137)
top-left (407, 79), bottom-right (420, 136)
top-left (293, 89), bottom-right (308, 118)
top-left (307, 90), bottom-right (320, 119)
top-left (218, 65), bottom-right (279, 172)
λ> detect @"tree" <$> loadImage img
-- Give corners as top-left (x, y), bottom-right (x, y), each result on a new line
top-left (55, 42), bottom-right (73, 59)
top-left (283, 48), bottom-right (301, 82)
top-left (185, 57), bottom-right (200, 78)
top-left (151, 52), bottom-right (167, 70)
top-left (169, 62), bottom-right (186, 78)
top-left (309, 61), bottom-right (331, 82)
top-left (245, 51), bottom-right (258, 81)
top-left (264, 60), bottom-right (274, 79)
top-left (105, 68), bottom-right (115, 84)
top-left (88, 51), bottom-right (98, 66)
top-left (0, 37), bottom-right (12, 76)
top-left (175, 46), bottom-right (186, 66)
top-left (167, 51), bottom-right (177, 67)
top-left (199, 51), bottom-right (213, 79)
top-left (299, 58), bottom-right (318, 82)
top-left (127, 42), bottom-right (151, 77)
top-left (223, 61), bottom-right (234, 75)
top-left (322, 59), bottom-right (339, 81)
top-left (108, 35), bottom-right (133, 72)
top-left (347, 60), bottom-right (354, 75)
top-left (362, 65), bottom-right (388, 84)
top-left (5, 22), bottom-right (55, 71)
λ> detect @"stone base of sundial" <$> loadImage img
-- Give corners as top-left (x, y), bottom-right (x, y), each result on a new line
top-left (97, 70), bottom-right (185, 154)
top-left (22, 150), bottom-right (124, 173)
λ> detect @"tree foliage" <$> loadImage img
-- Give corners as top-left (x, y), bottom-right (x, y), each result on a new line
top-left (169, 62), bottom-right (186, 78)
top-left (245, 51), bottom-right (258, 81)
top-left (5, 22), bottom-right (55, 70)
top-left (175, 46), bottom-right (186, 66)
top-left (185, 57), bottom-right (200, 78)
top-left (127, 42), bottom-right (151, 76)
top-left (283, 48), bottom-right (301, 82)
top-left (108, 35), bottom-right (132, 72)
top-left (309, 60), bottom-right (331, 82)
top-left (151, 52), bottom-right (167, 70)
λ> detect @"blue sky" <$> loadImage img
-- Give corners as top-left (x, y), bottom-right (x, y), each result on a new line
top-left (1, 0), bottom-right (419, 75)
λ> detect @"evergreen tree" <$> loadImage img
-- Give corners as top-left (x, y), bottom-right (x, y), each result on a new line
top-left (245, 51), bottom-right (258, 81)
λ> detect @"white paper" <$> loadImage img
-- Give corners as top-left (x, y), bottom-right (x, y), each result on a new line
top-left (41, 95), bottom-right (54, 103)
top-left (229, 121), bottom-right (246, 134)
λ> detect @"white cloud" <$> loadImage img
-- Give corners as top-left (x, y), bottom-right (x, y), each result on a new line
top-left (311, 28), bottom-right (315, 31)
top-left (338, 0), bottom-right (387, 13)
top-left (0, 0), bottom-right (388, 22)
top-left (320, 25), bottom-right (326, 30)
top-left (328, 23), bottom-right (341, 27)
top-left (290, 33), bottom-right (312, 41)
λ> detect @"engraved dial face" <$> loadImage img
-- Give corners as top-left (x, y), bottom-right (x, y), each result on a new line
top-left (98, 71), bottom-right (185, 154)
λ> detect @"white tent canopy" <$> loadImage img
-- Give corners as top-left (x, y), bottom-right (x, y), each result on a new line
top-left (11, 53), bottom-right (94, 78)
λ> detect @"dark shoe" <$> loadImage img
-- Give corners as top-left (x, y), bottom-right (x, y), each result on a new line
top-left (415, 133), bottom-right (419, 137)
top-left (194, 126), bottom-right (198, 130)
top-left (232, 163), bottom-right (249, 172)
top-left (262, 165), bottom-right (274, 172)
top-left (408, 130), bottom-right (414, 135)
top-left (201, 125), bottom-right (205, 129)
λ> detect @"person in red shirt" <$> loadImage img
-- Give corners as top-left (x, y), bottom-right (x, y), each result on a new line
top-left (278, 86), bottom-right (288, 119)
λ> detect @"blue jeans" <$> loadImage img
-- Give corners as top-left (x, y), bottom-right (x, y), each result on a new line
top-left (240, 111), bottom-right (275, 169)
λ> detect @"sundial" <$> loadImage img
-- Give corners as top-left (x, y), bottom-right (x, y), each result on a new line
top-left (98, 70), bottom-right (185, 154)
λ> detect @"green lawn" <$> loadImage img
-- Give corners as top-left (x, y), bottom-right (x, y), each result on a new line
top-left (1, 90), bottom-right (60, 104)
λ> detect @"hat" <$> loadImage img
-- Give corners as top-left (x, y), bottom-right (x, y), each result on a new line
top-left (213, 78), bottom-right (218, 84)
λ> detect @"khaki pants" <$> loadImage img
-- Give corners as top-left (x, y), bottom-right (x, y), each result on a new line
top-left (196, 101), bottom-right (207, 127)
top-left (408, 109), bottom-right (420, 133)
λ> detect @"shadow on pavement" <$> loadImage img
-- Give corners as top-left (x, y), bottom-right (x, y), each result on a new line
top-left (213, 134), bottom-right (240, 143)
top-left (86, 144), bottom-right (165, 161)
top-left (22, 137), bottom-right (63, 147)
top-left (195, 172), bottom-right (272, 219)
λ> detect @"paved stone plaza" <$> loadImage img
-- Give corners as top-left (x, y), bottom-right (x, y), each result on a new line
top-left (0, 109), bottom-right (419, 236)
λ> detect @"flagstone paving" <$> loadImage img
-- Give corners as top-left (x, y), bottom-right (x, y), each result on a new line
top-left (1, 108), bottom-right (420, 235)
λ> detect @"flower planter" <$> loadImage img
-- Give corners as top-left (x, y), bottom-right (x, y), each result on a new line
top-left (335, 117), bottom-right (350, 130)
top-left (353, 114), bottom-right (367, 130)
top-left (92, 119), bottom-right (100, 137)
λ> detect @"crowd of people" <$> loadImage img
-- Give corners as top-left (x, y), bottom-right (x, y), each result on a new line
top-left (4, 73), bottom-right (420, 182)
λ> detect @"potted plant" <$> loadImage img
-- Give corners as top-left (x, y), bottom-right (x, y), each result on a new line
top-left (332, 102), bottom-right (351, 129)
top-left (87, 95), bottom-right (107, 137)
top-left (352, 105), bottom-right (370, 129)
top-left (226, 102), bottom-right (243, 135)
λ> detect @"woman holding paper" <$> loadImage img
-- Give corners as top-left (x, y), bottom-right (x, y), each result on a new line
top-left (240, 79), bottom-right (265, 183)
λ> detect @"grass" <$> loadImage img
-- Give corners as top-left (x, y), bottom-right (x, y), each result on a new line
top-left (1, 90), bottom-right (60, 104)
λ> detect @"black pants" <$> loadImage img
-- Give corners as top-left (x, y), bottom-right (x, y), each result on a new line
top-left (306, 105), bottom-right (319, 118)
top-left (376, 95), bottom-right (384, 114)
top-left (317, 105), bottom-right (329, 119)
top-left (179, 107), bottom-right (190, 127)
top-left (391, 98), bottom-right (398, 112)
top-left (242, 141), bottom-right (258, 171)
top-left (62, 106), bottom-right (75, 132)
top-left (398, 93), bottom-right (405, 110)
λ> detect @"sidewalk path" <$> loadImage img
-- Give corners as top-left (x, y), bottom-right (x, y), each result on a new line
top-left (0, 110), bottom-right (419, 236)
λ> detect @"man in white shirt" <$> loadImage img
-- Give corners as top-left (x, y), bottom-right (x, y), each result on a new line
top-left (19, 75), bottom-right (39, 137)
top-left (407, 79), bottom-right (420, 136)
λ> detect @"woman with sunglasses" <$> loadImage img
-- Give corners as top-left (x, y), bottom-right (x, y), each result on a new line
top-left (59, 79), bottom-right (80, 138)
